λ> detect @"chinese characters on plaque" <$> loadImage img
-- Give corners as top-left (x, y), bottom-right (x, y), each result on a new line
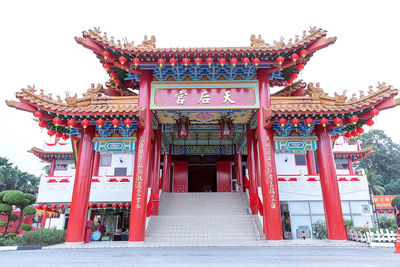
top-left (265, 135), bottom-right (277, 209)
top-left (175, 89), bottom-right (236, 105)
top-left (134, 136), bottom-right (145, 209)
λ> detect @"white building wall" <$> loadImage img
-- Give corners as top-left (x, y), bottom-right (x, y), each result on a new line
top-left (98, 153), bottom-right (134, 176)
top-left (275, 153), bottom-right (308, 175)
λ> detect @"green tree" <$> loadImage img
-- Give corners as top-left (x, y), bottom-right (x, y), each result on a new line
top-left (365, 169), bottom-right (386, 195)
top-left (354, 130), bottom-right (400, 195)
top-left (0, 157), bottom-right (39, 194)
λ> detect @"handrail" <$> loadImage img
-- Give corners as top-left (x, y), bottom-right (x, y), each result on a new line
top-left (240, 191), bottom-right (260, 241)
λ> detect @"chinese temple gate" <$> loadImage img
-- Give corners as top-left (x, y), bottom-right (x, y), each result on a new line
top-left (6, 27), bottom-right (399, 243)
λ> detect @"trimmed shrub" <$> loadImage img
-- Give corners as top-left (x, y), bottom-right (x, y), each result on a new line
top-left (0, 191), bottom-right (7, 202)
top-left (0, 236), bottom-right (23, 246)
top-left (0, 221), bottom-right (7, 227)
top-left (24, 193), bottom-right (36, 205)
top-left (23, 206), bottom-right (36, 216)
top-left (377, 217), bottom-right (397, 231)
top-left (8, 214), bottom-right (18, 221)
top-left (312, 220), bottom-right (327, 240)
top-left (391, 195), bottom-right (400, 207)
top-left (6, 233), bottom-right (17, 239)
top-left (3, 190), bottom-right (25, 206)
top-left (22, 229), bottom-right (66, 246)
top-left (20, 224), bottom-right (32, 232)
top-left (0, 203), bottom-right (12, 213)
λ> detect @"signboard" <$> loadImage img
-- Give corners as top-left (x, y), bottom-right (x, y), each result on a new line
top-left (297, 225), bottom-right (311, 238)
top-left (361, 204), bottom-right (373, 216)
top-left (150, 81), bottom-right (259, 110)
top-left (274, 139), bottom-right (317, 153)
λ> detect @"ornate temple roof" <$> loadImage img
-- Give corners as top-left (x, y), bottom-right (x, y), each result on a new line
top-left (29, 147), bottom-right (74, 163)
top-left (333, 147), bottom-right (373, 162)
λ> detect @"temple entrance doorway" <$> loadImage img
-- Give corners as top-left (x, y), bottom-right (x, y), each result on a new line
top-left (188, 166), bottom-right (216, 192)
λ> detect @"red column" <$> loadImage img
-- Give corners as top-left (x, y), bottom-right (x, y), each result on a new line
top-left (148, 139), bottom-right (155, 188)
top-left (256, 69), bottom-right (282, 240)
top-left (316, 126), bottom-right (346, 240)
top-left (306, 150), bottom-right (317, 175)
top-left (92, 151), bottom-right (100, 177)
top-left (65, 126), bottom-right (95, 243)
top-left (246, 125), bottom-right (258, 214)
top-left (234, 150), bottom-right (244, 192)
top-left (151, 126), bottom-right (162, 215)
top-left (162, 153), bottom-right (171, 192)
top-left (348, 158), bottom-right (354, 175)
top-left (254, 133), bottom-right (262, 187)
top-left (129, 70), bottom-right (153, 242)
top-left (49, 158), bottom-right (56, 176)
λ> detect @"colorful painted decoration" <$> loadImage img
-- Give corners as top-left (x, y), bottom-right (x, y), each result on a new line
top-left (333, 117), bottom-right (343, 127)
top-left (305, 117), bottom-right (313, 127)
top-left (278, 118), bottom-right (287, 127)
top-left (219, 58), bottom-right (226, 67)
top-left (34, 111), bottom-right (43, 121)
top-left (291, 118), bottom-right (300, 127)
top-left (182, 57), bottom-right (190, 67)
top-left (119, 56), bottom-right (127, 65)
top-left (230, 58), bottom-right (237, 67)
top-left (242, 57), bottom-right (250, 67)
top-left (319, 117), bottom-right (328, 127)
top-left (252, 58), bottom-right (260, 67)
top-left (81, 119), bottom-right (90, 129)
top-left (133, 57), bottom-right (141, 69)
top-left (300, 49), bottom-right (307, 58)
top-left (370, 108), bottom-right (380, 117)
top-left (39, 121), bottom-right (47, 128)
top-left (349, 115), bottom-right (359, 125)
top-left (67, 119), bottom-right (76, 129)
top-left (47, 129), bottom-right (55, 136)
top-left (124, 118), bottom-right (132, 128)
top-left (102, 51), bottom-right (110, 61)
top-left (96, 118), bottom-right (105, 128)
top-left (366, 119), bottom-right (374, 126)
top-left (157, 58), bottom-right (165, 68)
top-left (103, 63), bottom-right (111, 72)
top-left (194, 57), bottom-right (202, 66)
top-left (290, 53), bottom-right (299, 63)
top-left (53, 117), bottom-right (62, 127)
top-left (169, 57), bottom-right (177, 67)
top-left (110, 72), bottom-right (117, 80)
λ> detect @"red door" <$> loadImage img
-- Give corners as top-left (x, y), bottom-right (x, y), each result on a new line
top-left (173, 161), bottom-right (188, 192)
top-left (216, 161), bottom-right (232, 192)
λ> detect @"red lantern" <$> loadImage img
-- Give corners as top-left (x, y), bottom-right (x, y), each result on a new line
top-left (43, 205), bottom-right (48, 210)
top-left (230, 58), bottom-right (237, 67)
top-left (58, 204), bottom-right (64, 210)
top-left (119, 56), bottom-right (127, 65)
top-left (118, 203), bottom-right (124, 208)
top-left (102, 50), bottom-right (110, 61)
top-left (133, 58), bottom-right (141, 69)
top-left (182, 57), bottom-right (190, 67)
top-left (39, 121), bottom-right (47, 128)
top-left (35, 205), bottom-right (42, 210)
top-left (102, 203), bottom-right (108, 210)
top-left (276, 56), bottom-right (284, 68)
top-left (67, 204), bottom-right (71, 209)
top-left (369, 108), bottom-right (379, 117)
top-left (300, 49), bottom-right (307, 58)
top-left (206, 57), bottom-right (213, 68)
top-left (290, 53), bottom-right (299, 63)
top-left (286, 78), bottom-right (293, 85)
top-left (157, 58), bottom-right (165, 68)
top-left (81, 119), bottom-right (90, 129)
top-left (366, 119), bottom-right (374, 126)
top-left (110, 72), bottom-right (117, 80)
top-left (331, 135), bottom-right (339, 141)
top-left (290, 73), bottom-right (298, 80)
top-left (125, 203), bottom-right (130, 208)
top-left (176, 117), bottom-right (190, 138)
top-left (351, 131), bottom-right (358, 137)
top-left (169, 57), bottom-right (177, 67)
top-left (67, 119), bottom-right (76, 129)
top-left (62, 134), bottom-right (69, 140)
top-left (112, 118), bottom-right (120, 128)
top-left (89, 203), bottom-right (94, 209)
top-left (305, 117), bottom-right (313, 127)
top-left (51, 204), bottom-right (57, 210)
top-left (55, 132), bottom-right (63, 139)
top-left (388, 210), bottom-right (393, 214)
top-left (356, 127), bottom-right (364, 134)
top-left (333, 117), bottom-right (343, 127)
top-left (114, 78), bottom-right (121, 86)
top-left (194, 57), bottom-right (202, 66)
top-left (297, 64), bottom-right (304, 71)
top-left (319, 118), bottom-right (328, 127)
top-left (53, 117), bottom-right (62, 127)
top-left (47, 129), bottom-right (55, 136)
top-left (219, 117), bottom-right (233, 138)
top-left (96, 118), bottom-right (105, 128)
top-left (344, 132), bottom-right (351, 138)
top-left (291, 118), bottom-right (300, 127)
top-left (112, 203), bottom-right (118, 210)
top-left (278, 118), bottom-right (287, 127)
top-left (34, 111), bottom-right (43, 121)
top-left (96, 203), bottom-right (102, 209)
top-left (219, 58), bottom-right (226, 67)
top-left (252, 58), bottom-right (260, 67)
top-left (103, 63), bottom-right (111, 72)
top-left (349, 115), bottom-right (358, 125)
top-left (242, 57), bottom-right (250, 67)
top-left (124, 118), bottom-right (132, 128)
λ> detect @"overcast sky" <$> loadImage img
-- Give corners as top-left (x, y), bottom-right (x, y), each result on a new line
top-left (0, 0), bottom-right (399, 176)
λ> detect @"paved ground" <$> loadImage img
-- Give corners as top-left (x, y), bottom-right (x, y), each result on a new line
top-left (1, 246), bottom-right (399, 267)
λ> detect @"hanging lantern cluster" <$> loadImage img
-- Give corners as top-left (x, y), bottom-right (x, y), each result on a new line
top-left (218, 117), bottom-right (233, 138)
top-left (90, 202), bottom-right (131, 211)
top-left (276, 49), bottom-right (308, 86)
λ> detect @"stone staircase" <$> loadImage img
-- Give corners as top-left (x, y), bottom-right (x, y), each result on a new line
top-left (145, 192), bottom-right (259, 244)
